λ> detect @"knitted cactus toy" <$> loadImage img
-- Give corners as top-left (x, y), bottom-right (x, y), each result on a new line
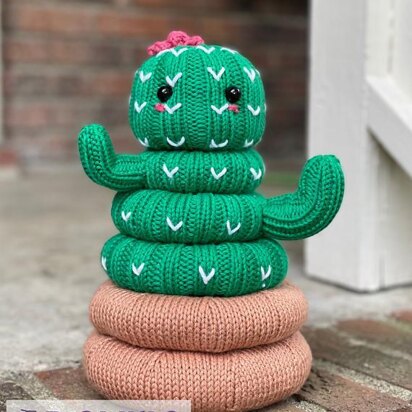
top-left (79, 31), bottom-right (344, 297)
top-left (81, 31), bottom-right (344, 411)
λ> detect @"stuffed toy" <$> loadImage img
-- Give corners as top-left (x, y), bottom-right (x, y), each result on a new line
top-left (80, 31), bottom-right (344, 411)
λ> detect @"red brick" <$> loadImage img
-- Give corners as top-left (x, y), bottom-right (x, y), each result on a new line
top-left (303, 327), bottom-right (412, 390)
top-left (4, 4), bottom-right (98, 37)
top-left (5, 99), bottom-right (126, 129)
top-left (297, 367), bottom-right (408, 412)
top-left (0, 380), bottom-right (33, 409)
top-left (392, 310), bottom-right (412, 325)
top-left (337, 319), bottom-right (412, 356)
top-left (5, 69), bottom-right (132, 97)
top-left (4, 35), bottom-right (147, 67)
top-left (96, 11), bottom-right (170, 39)
top-left (35, 367), bottom-right (103, 400)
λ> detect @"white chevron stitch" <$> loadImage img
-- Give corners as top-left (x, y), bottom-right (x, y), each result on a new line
top-left (162, 164), bottom-right (179, 178)
top-left (211, 104), bottom-right (228, 115)
top-left (226, 221), bottom-right (241, 235)
top-left (166, 73), bottom-right (182, 87)
top-left (121, 211), bottom-right (131, 222)
top-left (166, 217), bottom-right (183, 231)
top-left (139, 71), bottom-right (152, 83)
top-left (210, 139), bottom-right (229, 149)
top-left (247, 105), bottom-right (261, 116)
top-left (196, 45), bottom-right (215, 54)
top-left (244, 139), bottom-right (254, 148)
top-left (101, 256), bottom-right (107, 271)
top-left (164, 103), bottom-right (182, 114)
top-left (261, 265), bottom-right (272, 281)
top-left (243, 67), bottom-right (257, 82)
top-left (138, 137), bottom-right (149, 147)
top-left (166, 136), bottom-right (185, 147)
top-left (210, 167), bottom-right (227, 179)
top-left (199, 266), bottom-right (216, 285)
top-left (157, 48), bottom-right (188, 57)
top-left (134, 101), bottom-right (147, 113)
top-left (220, 47), bottom-right (237, 54)
top-left (207, 67), bottom-right (225, 81)
top-left (250, 168), bottom-right (262, 180)
top-left (132, 263), bottom-right (145, 276)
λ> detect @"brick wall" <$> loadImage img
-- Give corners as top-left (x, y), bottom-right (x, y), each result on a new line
top-left (2, 0), bottom-right (308, 164)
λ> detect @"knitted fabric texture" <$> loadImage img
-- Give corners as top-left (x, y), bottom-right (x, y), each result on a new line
top-left (102, 234), bottom-right (287, 296)
top-left (112, 190), bottom-right (265, 243)
top-left (83, 331), bottom-right (312, 412)
top-left (90, 280), bottom-right (308, 352)
top-left (78, 32), bottom-right (344, 296)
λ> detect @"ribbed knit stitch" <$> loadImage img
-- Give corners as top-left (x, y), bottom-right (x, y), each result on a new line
top-left (83, 331), bottom-right (312, 412)
top-left (90, 280), bottom-right (308, 352)
top-left (112, 190), bottom-right (265, 243)
top-left (101, 234), bottom-right (287, 296)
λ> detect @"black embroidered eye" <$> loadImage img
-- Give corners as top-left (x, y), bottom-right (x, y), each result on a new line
top-left (225, 86), bottom-right (241, 103)
top-left (157, 85), bottom-right (173, 102)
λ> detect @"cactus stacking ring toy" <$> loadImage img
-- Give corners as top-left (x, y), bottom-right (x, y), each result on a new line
top-left (80, 31), bottom-right (344, 411)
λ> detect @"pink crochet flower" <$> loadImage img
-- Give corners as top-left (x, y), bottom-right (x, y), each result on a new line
top-left (147, 31), bottom-right (204, 56)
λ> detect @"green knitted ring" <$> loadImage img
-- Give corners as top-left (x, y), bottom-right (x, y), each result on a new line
top-left (101, 234), bottom-right (288, 297)
top-left (112, 190), bottom-right (265, 244)
top-left (140, 149), bottom-right (264, 194)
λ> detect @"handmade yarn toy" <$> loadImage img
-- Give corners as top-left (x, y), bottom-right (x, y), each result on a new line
top-left (81, 31), bottom-right (344, 411)
top-left (79, 32), bottom-right (343, 298)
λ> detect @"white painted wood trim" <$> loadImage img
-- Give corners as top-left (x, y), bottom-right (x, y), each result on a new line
top-left (306, 0), bottom-right (412, 291)
top-left (367, 76), bottom-right (412, 179)
top-left (0, 0), bottom-right (3, 144)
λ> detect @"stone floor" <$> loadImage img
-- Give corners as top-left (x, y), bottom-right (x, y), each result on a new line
top-left (1, 167), bottom-right (412, 412)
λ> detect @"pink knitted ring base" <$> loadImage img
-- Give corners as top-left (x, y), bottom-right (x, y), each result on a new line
top-left (90, 281), bottom-right (308, 352)
top-left (84, 331), bottom-right (312, 412)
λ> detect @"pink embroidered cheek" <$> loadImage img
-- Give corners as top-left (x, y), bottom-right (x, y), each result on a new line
top-left (155, 103), bottom-right (165, 112)
top-left (228, 104), bottom-right (240, 114)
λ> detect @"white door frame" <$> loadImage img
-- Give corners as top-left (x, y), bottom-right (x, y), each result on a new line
top-left (306, 0), bottom-right (412, 291)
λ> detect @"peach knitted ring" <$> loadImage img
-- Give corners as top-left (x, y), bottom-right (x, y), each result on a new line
top-left (89, 280), bottom-right (308, 352)
top-left (83, 331), bottom-right (312, 412)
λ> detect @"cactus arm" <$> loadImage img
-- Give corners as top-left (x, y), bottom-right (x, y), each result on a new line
top-left (262, 155), bottom-right (344, 240)
top-left (78, 124), bottom-right (146, 191)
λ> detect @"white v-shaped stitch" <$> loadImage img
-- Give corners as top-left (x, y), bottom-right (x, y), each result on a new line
top-left (199, 266), bottom-right (216, 285)
top-left (220, 47), bottom-right (237, 54)
top-left (132, 263), bottom-right (145, 276)
top-left (226, 221), bottom-right (241, 235)
top-left (139, 71), bottom-right (152, 83)
top-left (244, 139), bottom-right (254, 148)
top-left (210, 167), bottom-right (227, 179)
top-left (166, 136), bottom-right (185, 147)
top-left (166, 73), bottom-right (182, 87)
top-left (211, 104), bottom-right (228, 115)
top-left (250, 168), bottom-right (262, 180)
top-left (244, 67), bottom-right (257, 82)
top-left (207, 67), bottom-right (225, 81)
top-left (101, 256), bottom-right (107, 271)
top-left (157, 48), bottom-right (188, 57)
top-left (138, 137), bottom-right (149, 147)
top-left (164, 103), bottom-right (182, 114)
top-left (134, 101), bottom-right (147, 113)
top-left (166, 217), bottom-right (183, 231)
top-left (261, 265), bottom-right (272, 281)
top-left (121, 211), bottom-right (131, 222)
top-left (196, 45), bottom-right (215, 54)
top-left (210, 139), bottom-right (229, 149)
top-left (247, 105), bottom-right (261, 116)
top-left (162, 164), bottom-right (178, 178)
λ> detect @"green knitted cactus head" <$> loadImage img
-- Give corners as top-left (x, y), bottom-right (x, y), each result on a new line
top-left (129, 31), bottom-right (266, 151)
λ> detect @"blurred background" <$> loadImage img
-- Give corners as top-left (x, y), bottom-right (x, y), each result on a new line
top-left (0, 0), bottom-right (307, 169)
